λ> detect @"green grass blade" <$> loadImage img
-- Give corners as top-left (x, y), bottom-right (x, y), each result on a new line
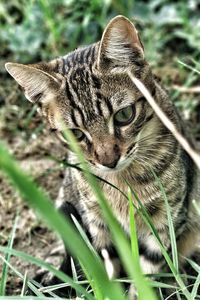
top-left (185, 255), bottom-right (200, 298)
top-left (185, 257), bottom-right (200, 273)
top-left (128, 187), bottom-right (144, 300)
top-left (158, 288), bottom-right (164, 300)
top-left (177, 59), bottom-right (200, 75)
top-left (0, 214), bottom-right (19, 296)
top-left (128, 188), bottom-right (139, 261)
top-left (70, 215), bottom-right (102, 299)
top-left (128, 187), bottom-right (192, 300)
top-left (70, 257), bottom-right (79, 298)
top-left (0, 142), bottom-right (125, 300)
top-left (71, 215), bottom-right (99, 258)
top-left (21, 271), bottom-right (28, 296)
top-left (192, 199), bottom-right (200, 215)
top-left (39, 282), bottom-right (70, 293)
top-left (61, 128), bottom-right (157, 300)
top-left (0, 296), bottom-right (47, 300)
top-left (0, 246), bottom-right (93, 299)
top-left (152, 170), bottom-right (179, 272)
top-left (0, 254), bottom-right (45, 297)
top-left (191, 272), bottom-right (200, 299)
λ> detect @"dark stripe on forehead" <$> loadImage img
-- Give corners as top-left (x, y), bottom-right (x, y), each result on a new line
top-left (90, 45), bottom-right (96, 62)
top-left (85, 46), bottom-right (92, 63)
top-left (76, 106), bottom-right (86, 126)
top-left (74, 51), bottom-right (79, 64)
top-left (65, 80), bottom-right (77, 108)
top-left (68, 71), bottom-right (80, 101)
top-left (88, 45), bottom-right (96, 71)
top-left (105, 97), bottom-right (113, 114)
top-left (65, 57), bottom-right (71, 70)
top-left (92, 74), bottom-right (101, 89)
top-left (84, 69), bottom-right (90, 84)
top-left (54, 59), bottom-right (59, 73)
top-left (79, 49), bottom-right (85, 64)
top-left (69, 67), bottom-right (95, 112)
top-left (69, 52), bottom-right (75, 65)
top-left (61, 58), bottom-right (66, 75)
top-left (71, 109), bottom-right (79, 127)
top-left (84, 107), bottom-right (96, 123)
top-left (69, 70), bottom-right (79, 99)
top-left (96, 100), bottom-right (103, 116)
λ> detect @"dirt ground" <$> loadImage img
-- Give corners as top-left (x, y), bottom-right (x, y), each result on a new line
top-left (0, 79), bottom-right (68, 294)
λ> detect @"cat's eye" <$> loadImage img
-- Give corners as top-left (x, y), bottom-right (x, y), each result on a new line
top-left (71, 129), bottom-right (85, 141)
top-left (114, 105), bottom-right (135, 126)
top-left (59, 129), bottom-right (85, 143)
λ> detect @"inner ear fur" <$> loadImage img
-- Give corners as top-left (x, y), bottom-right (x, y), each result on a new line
top-left (5, 62), bottom-right (60, 103)
top-left (97, 15), bottom-right (144, 72)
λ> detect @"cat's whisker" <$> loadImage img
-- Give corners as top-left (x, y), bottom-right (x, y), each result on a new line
top-left (137, 147), bottom-right (175, 156)
top-left (136, 139), bottom-right (174, 149)
top-left (137, 150), bottom-right (175, 161)
top-left (136, 133), bottom-right (173, 144)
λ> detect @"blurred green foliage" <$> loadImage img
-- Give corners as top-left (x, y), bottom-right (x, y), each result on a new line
top-left (1, 0), bottom-right (200, 63)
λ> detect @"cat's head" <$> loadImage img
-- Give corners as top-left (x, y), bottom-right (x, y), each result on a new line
top-left (5, 16), bottom-right (165, 173)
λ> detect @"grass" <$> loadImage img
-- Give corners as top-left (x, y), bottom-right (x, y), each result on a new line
top-left (0, 215), bottom-right (19, 296)
top-left (0, 128), bottom-right (199, 299)
top-left (0, 0), bottom-right (200, 299)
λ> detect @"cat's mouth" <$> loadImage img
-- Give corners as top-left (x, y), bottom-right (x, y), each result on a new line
top-left (95, 156), bottom-right (132, 173)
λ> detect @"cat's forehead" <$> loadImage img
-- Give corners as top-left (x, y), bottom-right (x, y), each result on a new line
top-left (61, 75), bottom-right (138, 130)
top-left (63, 43), bottom-right (98, 72)
top-left (59, 45), bottom-right (142, 128)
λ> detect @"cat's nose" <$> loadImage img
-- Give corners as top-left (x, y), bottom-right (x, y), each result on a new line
top-left (102, 156), bottom-right (120, 168)
top-left (94, 143), bottom-right (120, 168)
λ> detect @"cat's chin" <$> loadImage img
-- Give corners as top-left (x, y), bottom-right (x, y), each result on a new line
top-left (95, 158), bottom-right (132, 174)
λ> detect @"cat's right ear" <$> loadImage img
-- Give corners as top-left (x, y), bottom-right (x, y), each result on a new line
top-left (97, 15), bottom-right (144, 73)
top-left (5, 62), bottom-right (60, 103)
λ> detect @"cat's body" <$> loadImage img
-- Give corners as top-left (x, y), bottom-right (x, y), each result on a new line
top-left (6, 15), bottom-right (200, 298)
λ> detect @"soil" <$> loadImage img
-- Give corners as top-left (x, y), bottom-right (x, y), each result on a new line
top-left (0, 80), bottom-right (67, 294)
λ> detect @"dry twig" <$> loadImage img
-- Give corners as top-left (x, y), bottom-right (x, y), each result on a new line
top-left (173, 85), bottom-right (200, 94)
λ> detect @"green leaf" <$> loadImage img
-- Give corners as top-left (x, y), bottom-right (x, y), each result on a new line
top-left (152, 170), bottom-right (179, 273)
top-left (0, 215), bottom-right (19, 296)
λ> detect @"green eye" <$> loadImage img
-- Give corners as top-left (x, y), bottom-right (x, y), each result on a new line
top-left (114, 105), bottom-right (135, 126)
top-left (71, 129), bottom-right (85, 141)
top-left (59, 129), bottom-right (85, 143)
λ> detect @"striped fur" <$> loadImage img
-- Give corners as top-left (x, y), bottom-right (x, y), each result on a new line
top-left (6, 15), bottom-right (200, 298)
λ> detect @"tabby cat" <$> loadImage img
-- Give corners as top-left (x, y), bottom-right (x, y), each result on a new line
top-left (6, 15), bottom-right (200, 299)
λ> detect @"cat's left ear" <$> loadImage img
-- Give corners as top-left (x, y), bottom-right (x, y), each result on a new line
top-left (5, 62), bottom-right (60, 103)
top-left (97, 15), bottom-right (144, 72)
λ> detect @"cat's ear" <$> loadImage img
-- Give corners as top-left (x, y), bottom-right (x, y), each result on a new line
top-left (5, 62), bottom-right (60, 103)
top-left (97, 15), bottom-right (144, 72)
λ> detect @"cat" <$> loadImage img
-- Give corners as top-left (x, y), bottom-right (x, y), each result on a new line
top-left (5, 15), bottom-right (200, 298)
